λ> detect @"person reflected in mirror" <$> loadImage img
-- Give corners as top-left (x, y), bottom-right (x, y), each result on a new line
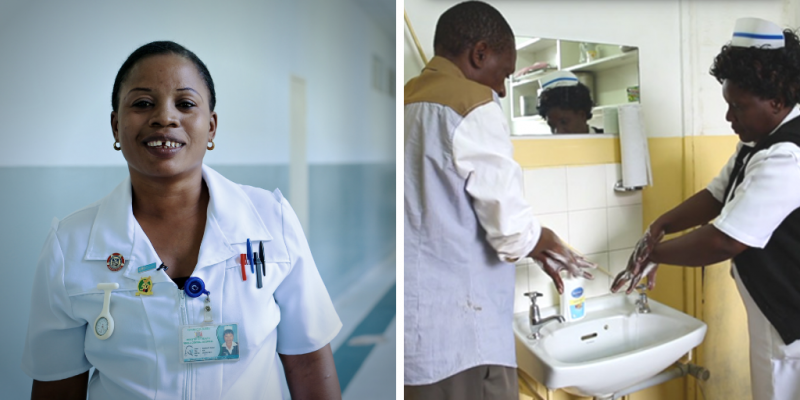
top-left (404, 2), bottom-right (596, 399)
top-left (537, 71), bottom-right (602, 134)
top-left (611, 18), bottom-right (800, 400)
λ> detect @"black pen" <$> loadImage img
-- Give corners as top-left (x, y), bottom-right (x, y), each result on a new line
top-left (253, 252), bottom-right (263, 289)
top-left (259, 241), bottom-right (266, 276)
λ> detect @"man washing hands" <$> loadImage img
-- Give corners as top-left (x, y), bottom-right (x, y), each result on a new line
top-left (404, 3), bottom-right (596, 398)
top-left (535, 230), bottom-right (598, 295)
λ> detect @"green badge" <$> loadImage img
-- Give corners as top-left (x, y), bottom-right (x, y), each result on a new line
top-left (136, 276), bottom-right (154, 296)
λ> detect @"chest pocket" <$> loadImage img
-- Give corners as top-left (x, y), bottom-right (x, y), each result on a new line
top-left (220, 250), bottom-right (291, 351)
top-left (70, 287), bottom-right (159, 387)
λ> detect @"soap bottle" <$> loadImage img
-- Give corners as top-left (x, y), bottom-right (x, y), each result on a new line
top-left (560, 273), bottom-right (586, 322)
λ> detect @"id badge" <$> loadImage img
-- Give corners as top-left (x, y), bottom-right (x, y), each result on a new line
top-left (178, 277), bottom-right (240, 363)
top-left (180, 323), bottom-right (241, 363)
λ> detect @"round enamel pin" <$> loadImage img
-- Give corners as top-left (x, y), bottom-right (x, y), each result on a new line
top-left (106, 253), bottom-right (125, 271)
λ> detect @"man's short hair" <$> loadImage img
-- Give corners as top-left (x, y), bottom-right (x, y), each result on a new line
top-left (433, 1), bottom-right (514, 58)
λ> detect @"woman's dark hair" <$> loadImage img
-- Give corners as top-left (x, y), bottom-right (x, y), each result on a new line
top-left (433, 1), bottom-right (514, 58)
top-left (710, 29), bottom-right (800, 105)
top-left (111, 41), bottom-right (216, 112)
top-left (537, 82), bottom-right (594, 120)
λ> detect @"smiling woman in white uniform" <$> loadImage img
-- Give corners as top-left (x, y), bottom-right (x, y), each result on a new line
top-left (21, 41), bottom-right (342, 399)
top-left (611, 18), bottom-right (800, 399)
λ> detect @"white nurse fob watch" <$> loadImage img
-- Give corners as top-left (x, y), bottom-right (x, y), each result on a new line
top-left (94, 283), bottom-right (119, 340)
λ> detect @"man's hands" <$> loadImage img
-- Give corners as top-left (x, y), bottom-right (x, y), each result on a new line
top-left (529, 228), bottom-right (598, 294)
top-left (611, 226), bottom-right (665, 293)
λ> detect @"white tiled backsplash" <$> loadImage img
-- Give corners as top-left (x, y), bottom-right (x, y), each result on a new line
top-left (515, 163), bottom-right (643, 313)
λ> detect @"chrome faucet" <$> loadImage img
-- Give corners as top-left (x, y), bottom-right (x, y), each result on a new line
top-left (635, 284), bottom-right (651, 313)
top-left (524, 292), bottom-right (565, 340)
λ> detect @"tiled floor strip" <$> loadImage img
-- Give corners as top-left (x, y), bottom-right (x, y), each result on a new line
top-left (334, 283), bottom-right (397, 392)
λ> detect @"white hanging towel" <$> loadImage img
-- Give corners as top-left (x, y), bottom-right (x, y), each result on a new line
top-left (617, 104), bottom-right (653, 188)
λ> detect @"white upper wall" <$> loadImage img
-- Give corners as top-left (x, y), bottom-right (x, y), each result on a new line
top-left (0, 0), bottom-right (395, 166)
top-left (404, 0), bottom-right (682, 138)
top-left (404, 0), bottom-right (800, 138)
top-left (681, 0), bottom-right (798, 136)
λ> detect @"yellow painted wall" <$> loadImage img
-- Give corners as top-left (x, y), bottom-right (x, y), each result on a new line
top-left (512, 137), bottom-right (620, 168)
top-left (686, 136), bottom-right (751, 400)
top-left (632, 137), bottom-right (689, 400)
top-left (512, 135), bottom-right (749, 400)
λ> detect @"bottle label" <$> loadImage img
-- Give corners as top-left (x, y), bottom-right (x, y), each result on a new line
top-left (569, 288), bottom-right (585, 319)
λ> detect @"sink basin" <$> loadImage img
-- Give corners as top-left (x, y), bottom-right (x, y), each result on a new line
top-left (514, 293), bottom-right (707, 397)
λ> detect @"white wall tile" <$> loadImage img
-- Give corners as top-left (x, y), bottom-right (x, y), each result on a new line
top-left (519, 163), bottom-right (644, 306)
top-left (609, 247), bottom-right (635, 276)
top-left (567, 165), bottom-right (607, 211)
top-left (582, 252), bottom-right (609, 278)
top-left (605, 163), bottom-right (643, 207)
top-left (607, 205), bottom-right (643, 250)
top-left (524, 167), bottom-right (568, 214)
top-left (581, 252), bottom-right (611, 299)
top-left (535, 212), bottom-right (570, 244)
top-left (514, 263), bottom-right (531, 313)
top-left (581, 275), bottom-right (611, 299)
top-left (527, 262), bottom-right (559, 308)
top-left (568, 209), bottom-right (608, 254)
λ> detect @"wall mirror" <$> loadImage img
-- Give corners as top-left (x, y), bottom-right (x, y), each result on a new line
top-left (505, 37), bottom-right (640, 136)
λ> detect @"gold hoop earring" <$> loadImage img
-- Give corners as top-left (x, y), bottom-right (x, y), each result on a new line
top-left (114, 141), bottom-right (121, 151)
top-left (207, 140), bottom-right (215, 150)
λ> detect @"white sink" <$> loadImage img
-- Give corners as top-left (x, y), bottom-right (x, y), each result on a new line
top-left (514, 293), bottom-right (707, 397)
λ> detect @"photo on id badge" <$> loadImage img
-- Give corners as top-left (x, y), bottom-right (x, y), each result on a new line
top-left (181, 323), bottom-right (240, 363)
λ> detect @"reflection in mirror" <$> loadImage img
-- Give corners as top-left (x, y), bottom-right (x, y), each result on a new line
top-left (506, 37), bottom-right (640, 135)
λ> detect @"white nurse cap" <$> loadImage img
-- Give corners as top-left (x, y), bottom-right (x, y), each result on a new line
top-left (539, 71), bottom-right (579, 90)
top-left (731, 17), bottom-right (785, 49)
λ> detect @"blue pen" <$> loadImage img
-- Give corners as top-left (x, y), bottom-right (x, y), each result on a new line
top-left (246, 239), bottom-right (254, 274)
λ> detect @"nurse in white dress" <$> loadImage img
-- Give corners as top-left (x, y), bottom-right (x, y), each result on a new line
top-left (21, 41), bottom-right (342, 399)
top-left (611, 18), bottom-right (800, 400)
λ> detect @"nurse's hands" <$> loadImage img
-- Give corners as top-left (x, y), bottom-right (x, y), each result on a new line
top-left (611, 226), bottom-right (665, 293)
top-left (529, 227), bottom-right (598, 294)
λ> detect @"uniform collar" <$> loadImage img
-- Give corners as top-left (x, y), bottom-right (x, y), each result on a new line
top-left (423, 56), bottom-right (501, 100)
top-left (84, 165), bottom-right (272, 280)
top-left (422, 56), bottom-right (467, 80)
top-left (769, 104), bottom-right (800, 136)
